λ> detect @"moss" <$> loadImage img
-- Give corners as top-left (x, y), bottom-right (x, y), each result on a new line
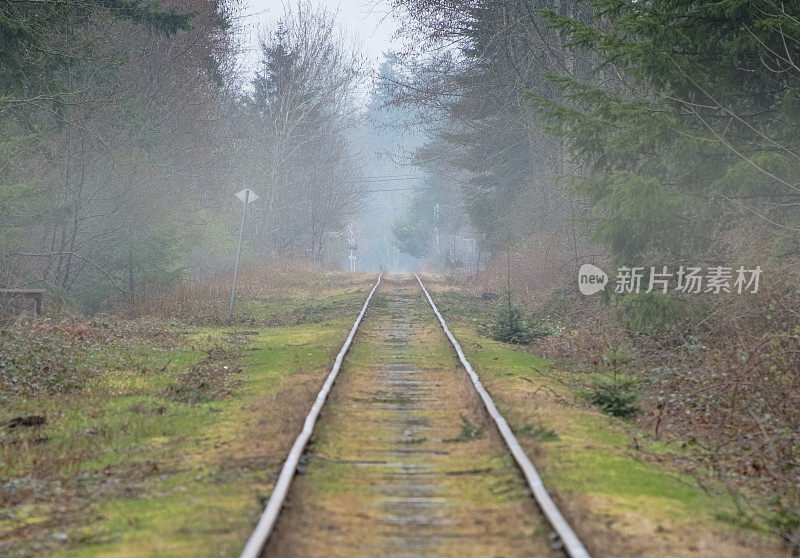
top-left (239, 319), bottom-right (349, 395)
top-left (444, 414), bottom-right (484, 442)
top-left (58, 473), bottom-right (262, 557)
top-left (445, 317), bottom-right (768, 535)
top-left (0, 275), bottom-right (376, 556)
top-left (466, 339), bottom-right (553, 378)
top-left (270, 281), bottom-right (550, 557)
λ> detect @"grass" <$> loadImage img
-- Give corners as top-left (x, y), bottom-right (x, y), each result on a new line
top-left (444, 415), bottom-right (484, 442)
top-left (2, 274), bottom-right (785, 556)
top-left (453, 325), bottom-right (715, 514)
top-left (262, 278), bottom-right (551, 557)
top-left (425, 280), bottom-right (784, 555)
top-left (0, 272), bottom-right (377, 556)
top-left (515, 422), bottom-right (559, 441)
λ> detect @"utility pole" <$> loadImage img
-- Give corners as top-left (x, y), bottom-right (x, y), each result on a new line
top-left (230, 188), bottom-right (259, 317)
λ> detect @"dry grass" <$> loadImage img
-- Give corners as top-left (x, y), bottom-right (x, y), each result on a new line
top-left (0, 267), bottom-right (377, 556)
top-left (115, 260), bottom-right (334, 319)
top-left (449, 245), bottom-right (800, 548)
top-left (265, 276), bottom-right (553, 557)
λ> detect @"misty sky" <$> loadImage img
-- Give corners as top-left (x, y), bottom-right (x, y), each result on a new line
top-left (239, 0), bottom-right (401, 82)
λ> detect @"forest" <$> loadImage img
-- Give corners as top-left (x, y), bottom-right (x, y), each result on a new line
top-left (1, 0), bottom-right (798, 555)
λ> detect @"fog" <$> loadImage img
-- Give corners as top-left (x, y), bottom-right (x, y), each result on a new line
top-left (2, 0), bottom-right (799, 552)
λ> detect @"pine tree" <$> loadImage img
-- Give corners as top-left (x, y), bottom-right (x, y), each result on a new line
top-left (532, 0), bottom-right (800, 265)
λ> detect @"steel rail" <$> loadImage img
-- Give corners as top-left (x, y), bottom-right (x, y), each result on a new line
top-left (240, 273), bottom-right (383, 558)
top-left (414, 273), bottom-right (591, 558)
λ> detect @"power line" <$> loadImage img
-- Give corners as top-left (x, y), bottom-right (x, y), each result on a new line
top-left (264, 184), bottom-right (429, 213)
top-left (367, 186), bottom-right (429, 193)
top-left (352, 176), bottom-right (428, 183)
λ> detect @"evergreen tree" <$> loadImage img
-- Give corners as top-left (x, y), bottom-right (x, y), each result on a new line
top-left (389, 0), bottom-right (584, 260)
top-left (533, 0), bottom-right (800, 265)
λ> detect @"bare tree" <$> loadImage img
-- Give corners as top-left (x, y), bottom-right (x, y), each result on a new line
top-left (236, 1), bottom-right (367, 264)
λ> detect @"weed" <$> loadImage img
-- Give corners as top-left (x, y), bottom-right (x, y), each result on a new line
top-left (713, 510), bottom-right (760, 530)
top-left (515, 423), bottom-right (559, 441)
top-left (445, 415), bottom-right (483, 442)
top-left (767, 507), bottom-right (800, 546)
top-left (367, 393), bottom-right (413, 405)
top-left (490, 290), bottom-right (562, 345)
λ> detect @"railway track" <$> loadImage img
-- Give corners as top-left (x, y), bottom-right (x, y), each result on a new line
top-left (241, 274), bottom-right (590, 558)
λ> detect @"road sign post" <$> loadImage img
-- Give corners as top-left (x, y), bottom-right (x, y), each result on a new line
top-left (230, 188), bottom-right (259, 317)
top-left (346, 223), bottom-right (357, 271)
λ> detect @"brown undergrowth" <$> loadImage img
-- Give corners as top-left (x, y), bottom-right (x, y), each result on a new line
top-left (0, 267), bottom-right (377, 555)
top-left (445, 252), bottom-right (800, 550)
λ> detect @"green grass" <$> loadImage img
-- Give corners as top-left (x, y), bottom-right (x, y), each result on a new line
top-left (430, 287), bottom-right (776, 540)
top-left (514, 422), bottom-right (559, 441)
top-left (0, 274), bottom-right (375, 557)
top-left (59, 472), bottom-right (263, 557)
top-left (239, 321), bottom-right (349, 394)
top-left (551, 449), bottom-right (712, 516)
top-left (444, 415), bottom-right (484, 442)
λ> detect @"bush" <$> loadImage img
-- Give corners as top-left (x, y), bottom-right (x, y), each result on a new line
top-left (618, 292), bottom-right (689, 335)
top-left (0, 323), bottom-right (111, 403)
top-left (491, 301), bottom-right (536, 344)
top-left (491, 293), bottom-right (561, 344)
top-left (587, 377), bottom-right (640, 418)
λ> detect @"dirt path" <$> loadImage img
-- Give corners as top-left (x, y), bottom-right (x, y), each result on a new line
top-left (263, 277), bottom-right (557, 557)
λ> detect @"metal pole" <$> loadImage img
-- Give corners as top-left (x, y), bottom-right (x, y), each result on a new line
top-left (229, 189), bottom-right (249, 316)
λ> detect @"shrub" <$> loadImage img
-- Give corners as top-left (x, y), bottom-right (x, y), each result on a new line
top-left (445, 415), bottom-right (483, 442)
top-left (588, 377), bottom-right (640, 418)
top-left (618, 292), bottom-right (689, 335)
top-left (0, 323), bottom-right (111, 403)
top-left (491, 301), bottom-right (535, 344)
top-left (491, 292), bottom-right (561, 344)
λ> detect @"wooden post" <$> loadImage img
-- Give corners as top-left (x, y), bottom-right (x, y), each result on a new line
top-left (0, 289), bottom-right (46, 316)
